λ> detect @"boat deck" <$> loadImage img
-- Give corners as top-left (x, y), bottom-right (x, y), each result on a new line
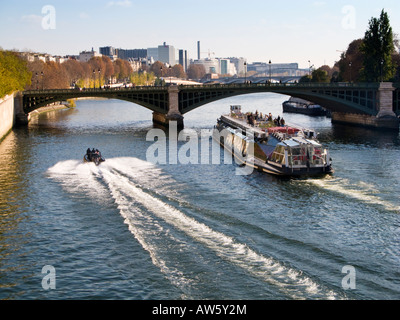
top-left (221, 115), bottom-right (268, 138)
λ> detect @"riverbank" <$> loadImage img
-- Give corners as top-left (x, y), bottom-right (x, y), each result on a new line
top-left (29, 101), bottom-right (74, 117)
top-left (0, 94), bottom-right (76, 142)
top-left (0, 93), bottom-right (16, 142)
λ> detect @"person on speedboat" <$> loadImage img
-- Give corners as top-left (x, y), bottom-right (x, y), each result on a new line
top-left (86, 148), bottom-right (92, 161)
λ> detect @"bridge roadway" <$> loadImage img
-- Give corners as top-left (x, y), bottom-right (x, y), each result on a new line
top-left (22, 82), bottom-right (400, 130)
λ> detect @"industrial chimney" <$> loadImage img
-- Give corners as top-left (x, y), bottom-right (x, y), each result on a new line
top-left (197, 41), bottom-right (200, 60)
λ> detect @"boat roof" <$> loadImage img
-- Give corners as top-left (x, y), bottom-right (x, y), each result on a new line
top-left (278, 137), bottom-right (322, 148)
top-left (292, 137), bottom-right (322, 147)
top-left (278, 139), bottom-right (300, 148)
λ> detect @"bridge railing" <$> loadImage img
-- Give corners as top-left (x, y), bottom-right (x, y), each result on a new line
top-left (23, 86), bottom-right (169, 95)
top-left (23, 82), bottom-right (382, 95)
top-left (179, 82), bottom-right (380, 90)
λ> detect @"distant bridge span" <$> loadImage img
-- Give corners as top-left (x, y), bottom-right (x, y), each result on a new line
top-left (22, 82), bottom-right (400, 130)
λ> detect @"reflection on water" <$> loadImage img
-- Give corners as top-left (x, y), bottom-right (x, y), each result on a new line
top-left (327, 123), bottom-right (400, 148)
top-left (0, 132), bottom-right (35, 297)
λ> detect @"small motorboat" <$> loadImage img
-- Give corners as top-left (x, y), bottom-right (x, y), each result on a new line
top-left (84, 148), bottom-right (105, 166)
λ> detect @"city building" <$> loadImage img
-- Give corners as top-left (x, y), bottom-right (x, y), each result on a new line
top-left (79, 48), bottom-right (102, 63)
top-left (179, 49), bottom-right (188, 72)
top-left (247, 62), bottom-right (302, 76)
top-left (158, 42), bottom-right (175, 66)
top-left (193, 58), bottom-right (220, 74)
top-left (219, 58), bottom-right (237, 75)
top-left (117, 48), bottom-right (147, 60)
top-left (147, 47), bottom-right (159, 62)
top-left (99, 46), bottom-right (115, 57)
top-left (100, 46), bottom-right (147, 61)
top-left (229, 57), bottom-right (247, 75)
top-left (192, 58), bottom-right (238, 76)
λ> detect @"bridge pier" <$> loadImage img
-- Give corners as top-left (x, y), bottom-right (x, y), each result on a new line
top-left (14, 92), bottom-right (31, 125)
top-left (152, 86), bottom-right (184, 131)
top-left (331, 82), bottom-right (399, 130)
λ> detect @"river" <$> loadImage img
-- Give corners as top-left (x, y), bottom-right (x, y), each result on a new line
top-left (0, 93), bottom-right (399, 300)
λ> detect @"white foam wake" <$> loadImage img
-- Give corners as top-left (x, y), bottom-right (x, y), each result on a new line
top-left (306, 177), bottom-right (399, 213)
top-left (101, 164), bottom-right (341, 299)
top-left (48, 157), bottom-right (343, 300)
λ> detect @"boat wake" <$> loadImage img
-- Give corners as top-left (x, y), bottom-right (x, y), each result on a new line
top-left (47, 157), bottom-right (346, 299)
top-left (304, 176), bottom-right (400, 213)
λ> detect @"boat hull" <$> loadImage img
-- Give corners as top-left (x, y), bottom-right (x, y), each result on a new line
top-left (283, 102), bottom-right (327, 117)
top-left (83, 154), bottom-right (105, 166)
top-left (216, 137), bottom-right (333, 177)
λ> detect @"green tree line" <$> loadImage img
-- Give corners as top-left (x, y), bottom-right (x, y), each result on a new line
top-left (0, 50), bottom-right (31, 98)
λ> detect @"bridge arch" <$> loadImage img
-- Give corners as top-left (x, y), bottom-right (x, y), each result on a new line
top-left (22, 88), bottom-right (170, 115)
top-left (178, 83), bottom-right (381, 116)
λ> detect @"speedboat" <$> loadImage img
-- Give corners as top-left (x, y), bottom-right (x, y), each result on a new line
top-left (214, 106), bottom-right (333, 177)
top-left (84, 149), bottom-right (105, 166)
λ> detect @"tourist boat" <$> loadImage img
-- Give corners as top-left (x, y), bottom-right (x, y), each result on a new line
top-left (214, 106), bottom-right (333, 177)
top-left (84, 148), bottom-right (105, 166)
top-left (283, 97), bottom-right (328, 117)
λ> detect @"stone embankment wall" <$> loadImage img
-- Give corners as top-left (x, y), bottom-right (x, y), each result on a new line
top-left (0, 93), bottom-right (15, 141)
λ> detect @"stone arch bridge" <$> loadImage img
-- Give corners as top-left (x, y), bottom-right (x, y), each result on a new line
top-left (22, 82), bottom-right (400, 130)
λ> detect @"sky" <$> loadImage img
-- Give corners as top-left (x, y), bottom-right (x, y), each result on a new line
top-left (1, 0), bottom-right (400, 69)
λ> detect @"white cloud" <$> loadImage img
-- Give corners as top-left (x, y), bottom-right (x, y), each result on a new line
top-left (107, 0), bottom-right (132, 8)
top-left (21, 14), bottom-right (42, 24)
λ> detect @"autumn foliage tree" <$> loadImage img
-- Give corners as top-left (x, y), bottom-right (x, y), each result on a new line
top-left (150, 61), bottom-right (166, 78)
top-left (336, 39), bottom-right (364, 82)
top-left (0, 50), bottom-right (31, 97)
top-left (187, 64), bottom-right (206, 80)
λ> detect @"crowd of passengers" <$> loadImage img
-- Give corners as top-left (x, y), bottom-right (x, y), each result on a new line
top-left (244, 110), bottom-right (286, 127)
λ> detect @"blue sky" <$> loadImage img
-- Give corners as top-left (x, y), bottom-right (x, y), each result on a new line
top-left (1, 0), bottom-right (400, 68)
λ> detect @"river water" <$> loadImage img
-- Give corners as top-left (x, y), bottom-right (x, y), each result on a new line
top-left (0, 93), bottom-right (399, 300)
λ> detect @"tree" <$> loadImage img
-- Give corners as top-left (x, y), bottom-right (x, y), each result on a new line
top-left (360, 9), bottom-right (395, 82)
top-left (311, 68), bottom-right (330, 83)
top-left (113, 59), bottom-right (132, 82)
top-left (336, 39), bottom-right (364, 82)
top-left (0, 50), bottom-right (31, 97)
top-left (187, 64), bottom-right (206, 80)
top-left (63, 59), bottom-right (85, 87)
top-left (150, 61), bottom-right (165, 78)
top-left (299, 75), bottom-right (312, 83)
top-left (171, 64), bottom-right (186, 78)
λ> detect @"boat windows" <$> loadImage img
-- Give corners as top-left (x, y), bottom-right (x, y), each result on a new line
top-left (270, 145), bottom-right (286, 164)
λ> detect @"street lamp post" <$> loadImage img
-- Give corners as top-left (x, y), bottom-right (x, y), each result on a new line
top-left (160, 66), bottom-right (163, 86)
top-left (380, 59), bottom-right (384, 82)
top-left (349, 61), bottom-right (352, 83)
top-left (41, 71), bottom-right (44, 90)
top-left (98, 68), bottom-right (101, 89)
top-left (244, 62), bottom-right (247, 85)
top-left (92, 69), bottom-right (96, 89)
top-left (169, 65), bottom-right (172, 85)
top-left (269, 60), bottom-right (272, 84)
